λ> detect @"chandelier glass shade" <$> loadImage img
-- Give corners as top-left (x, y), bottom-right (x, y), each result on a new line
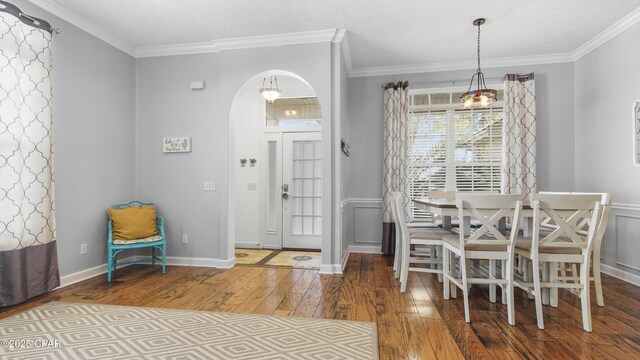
top-left (460, 18), bottom-right (497, 109)
top-left (259, 76), bottom-right (281, 103)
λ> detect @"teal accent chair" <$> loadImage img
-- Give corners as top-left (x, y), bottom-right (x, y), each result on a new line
top-left (107, 200), bottom-right (166, 282)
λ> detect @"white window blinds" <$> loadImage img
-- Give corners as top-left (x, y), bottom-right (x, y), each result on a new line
top-left (408, 90), bottom-right (504, 220)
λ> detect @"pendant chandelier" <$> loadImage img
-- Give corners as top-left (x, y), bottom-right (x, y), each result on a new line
top-left (259, 76), bottom-right (281, 103)
top-left (460, 18), bottom-right (497, 109)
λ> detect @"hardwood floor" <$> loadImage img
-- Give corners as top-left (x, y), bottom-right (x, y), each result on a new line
top-left (1, 253), bottom-right (639, 359)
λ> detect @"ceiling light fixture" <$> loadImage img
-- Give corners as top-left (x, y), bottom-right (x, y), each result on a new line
top-left (460, 18), bottom-right (497, 109)
top-left (259, 76), bottom-right (281, 103)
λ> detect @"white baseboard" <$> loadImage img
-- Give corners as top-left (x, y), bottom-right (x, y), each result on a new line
top-left (318, 264), bottom-right (334, 274)
top-left (59, 255), bottom-right (139, 288)
top-left (234, 243), bottom-right (262, 249)
top-left (58, 255), bottom-right (237, 289)
top-left (340, 248), bottom-right (351, 273)
top-left (348, 245), bottom-right (382, 254)
top-left (163, 256), bottom-right (237, 269)
top-left (601, 264), bottom-right (640, 287)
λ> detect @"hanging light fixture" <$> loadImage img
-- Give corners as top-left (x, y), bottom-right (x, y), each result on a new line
top-left (460, 18), bottom-right (497, 109)
top-left (259, 76), bottom-right (281, 103)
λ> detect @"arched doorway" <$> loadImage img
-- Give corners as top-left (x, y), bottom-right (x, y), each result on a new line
top-left (227, 70), bottom-right (327, 268)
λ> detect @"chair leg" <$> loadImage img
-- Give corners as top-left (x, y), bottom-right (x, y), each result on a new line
top-left (532, 259), bottom-right (544, 329)
top-left (393, 233), bottom-right (400, 276)
top-left (436, 246), bottom-right (443, 283)
top-left (460, 254), bottom-right (471, 323)
top-left (593, 253), bottom-right (604, 307)
top-left (550, 262), bottom-right (558, 308)
top-left (400, 241), bottom-right (410, 293)
top-left (506, 256), bottom-right (516, 326)
top-left (161, 244), bottom-right (167, 274)
top-left (489, 259), bottom-right (496, 303)
top-left (542, 262), bottom-right (550, 305)
top-left (580, 259), bottom-right (593, 332)
top-left (107, 249), bottom-right (113, 283)
top-left (152, 247), bottom-right (156, 266)
top-left (450, 251), bottom-right (457, 299)
top-left (443, 247), bottom-right (450, 300)
top-left (501, 259), bottom-right (507, 305)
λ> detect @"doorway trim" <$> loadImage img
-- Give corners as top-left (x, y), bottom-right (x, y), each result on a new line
top-left (227, 70), bottom-right (333, 272)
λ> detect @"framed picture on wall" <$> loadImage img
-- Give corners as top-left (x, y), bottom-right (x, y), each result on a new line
top-left (634, 100), bottom-right (640, 167)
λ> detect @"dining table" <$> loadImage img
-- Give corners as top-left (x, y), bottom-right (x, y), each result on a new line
top-left (412, 197), bottom-right (535, 236)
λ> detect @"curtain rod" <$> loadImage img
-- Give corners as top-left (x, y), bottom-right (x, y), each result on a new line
top-left (0, 0), bottom-right (59, 34)
top-left (380, 76), bottom-right (504, 88)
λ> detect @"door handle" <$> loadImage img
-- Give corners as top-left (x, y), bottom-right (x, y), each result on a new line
top-left (282, 184), bottom-right (289, 200)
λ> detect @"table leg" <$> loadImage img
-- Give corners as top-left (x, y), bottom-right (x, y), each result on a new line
top-left (462, 216), bottom-right (471, 236)
top-left (522, 216), bottom-right (534, 237)
top-left (442, 215), bottom-right (452, 230)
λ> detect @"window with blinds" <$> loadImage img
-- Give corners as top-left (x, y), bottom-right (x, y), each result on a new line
top-left (408, 89), bottom-right (504, 220)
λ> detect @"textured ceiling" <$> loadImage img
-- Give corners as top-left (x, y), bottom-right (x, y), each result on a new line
top-left (40, 0), bottom-right (640, 68)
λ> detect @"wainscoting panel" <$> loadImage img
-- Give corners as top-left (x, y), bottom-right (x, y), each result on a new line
top-left (354, 207), bottom-right (383, 244)
top-left (341, 198), bottom-right (383, 253)
top-left (601, 203), bottom-right (640, 285)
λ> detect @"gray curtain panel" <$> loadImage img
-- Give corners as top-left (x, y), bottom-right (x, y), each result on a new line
top-left (0, 10), bottom-right (59, 307)
top-left (382, 81), bottom-right (410, 255)
top-left (502, 73), bottom-right (537, 197)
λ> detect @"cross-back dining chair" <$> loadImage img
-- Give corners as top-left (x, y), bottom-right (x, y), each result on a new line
top-left (514, 194), bottom-right (602, 331)
top-left (107, 200), bottom-right (166, 282)
top-left (538, 192), bottom-right (611, 307)
top-left (442, 194), bottom-right (523, 325)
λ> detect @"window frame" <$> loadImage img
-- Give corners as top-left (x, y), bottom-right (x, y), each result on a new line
top-left (407, 86), bottom-right (505, 219)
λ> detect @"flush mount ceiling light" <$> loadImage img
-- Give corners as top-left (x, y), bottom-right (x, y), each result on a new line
top-left (460, 18), bottom-right (497, 109)
top-left (259, 76), bottom-right (281, 103)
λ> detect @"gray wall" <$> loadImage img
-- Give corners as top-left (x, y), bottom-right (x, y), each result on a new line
top-left (344, 63), bottom-right (576, 249)
top-left (134, 43), bottom-right (338, 266)
top-left (13, 0), bottom-right (136, 276)
top-left (574, 21), bottom-right (640, 277)
top-left (135, 54), bottom-right (222, 260)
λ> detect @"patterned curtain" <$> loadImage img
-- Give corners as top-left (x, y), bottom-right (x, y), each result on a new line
top-left (502, 73), bottom-right (536, 197)
top-left (0, 7), bottom-right (59, 307)
top-left (382, 81), bottom-right (410, 255)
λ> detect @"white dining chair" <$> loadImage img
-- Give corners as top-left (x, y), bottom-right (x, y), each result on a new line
top-left (514, 194), bottom-right (602, 331)
top-left (537, 192), bottom-right (611, 307)
top-left (390, 191), bottom-right (439, 279)
top-left (442, 194), bottom-right (524, 325)
top-left (392, 192), bottom-right (449, 292)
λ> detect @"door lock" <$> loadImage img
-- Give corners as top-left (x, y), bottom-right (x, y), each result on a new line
top-left (282, 184), bottom-right (289, 200)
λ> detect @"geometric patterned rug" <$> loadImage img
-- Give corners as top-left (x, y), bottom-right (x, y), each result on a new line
top-left (0, 301), bottom-right (378, 359)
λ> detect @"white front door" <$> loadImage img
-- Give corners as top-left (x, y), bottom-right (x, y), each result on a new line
top-left (282, 132), bottom-right (322, 249)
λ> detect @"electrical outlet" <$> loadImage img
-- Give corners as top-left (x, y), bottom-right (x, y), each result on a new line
top-left (182, 234), bottom-right (188, 244)
top-left (204, 181), bottom-right (216, 191)
top-left (80, 243), bottom-right (88, 255)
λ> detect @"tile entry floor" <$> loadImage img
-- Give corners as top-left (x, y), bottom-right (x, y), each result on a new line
top-left (235, 248), bottom-right (321, 268)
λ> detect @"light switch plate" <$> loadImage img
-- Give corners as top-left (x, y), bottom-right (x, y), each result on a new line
top-left (247, 183), bottom-right (257, 190)
top-left (204, 181), bottom-right (216, 191)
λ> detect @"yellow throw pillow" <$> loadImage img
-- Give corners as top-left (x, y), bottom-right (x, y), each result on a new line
top-left (108, 206), bottom-right (158, 241)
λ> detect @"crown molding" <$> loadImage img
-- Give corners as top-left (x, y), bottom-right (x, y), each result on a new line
top-left (572, 5), bottom-right (640, 61)
top-left (27, 0), bottom-right (135, 56)
top-left (339, 32), bottom-right (354, 75)
top-left (215, 29), bottom-right (340, 51)
top-left (135, 29), bottom-right (343, 58)
top-left (136, 41), bottom-right (218, 58)
top-left (348, 52), bottom-right (574, 78)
